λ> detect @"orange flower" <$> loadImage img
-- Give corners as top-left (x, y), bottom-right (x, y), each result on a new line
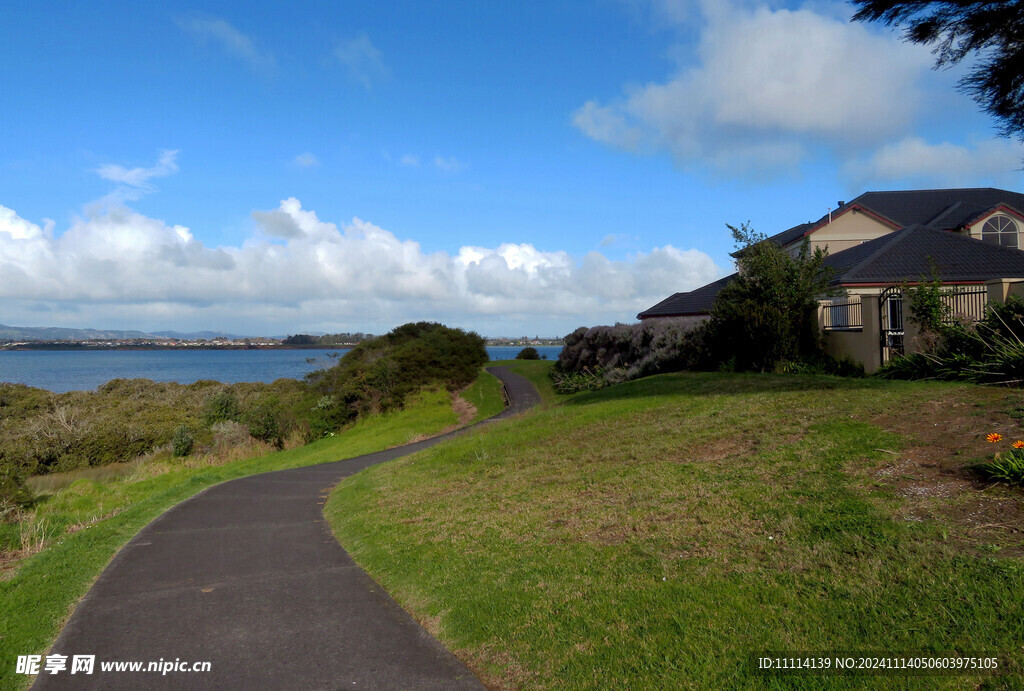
top-left (987, 433), bottom-right (1004, 443)
top-left (1013, 440), bottom-right (1024, 449)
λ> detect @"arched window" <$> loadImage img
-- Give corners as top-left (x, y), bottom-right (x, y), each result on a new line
top-left (981, 214), bottom-right (1019, 249)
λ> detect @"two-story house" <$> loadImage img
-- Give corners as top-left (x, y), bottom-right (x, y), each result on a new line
top-left (638, 188), bottom-right (1024, 372)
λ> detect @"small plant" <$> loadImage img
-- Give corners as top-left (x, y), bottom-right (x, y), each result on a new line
top-left (548, 366), bottom-right (607, 394)
top-left (976, 433), bottom-right (1024, 485)
top-left (171, 424), bottom-right (194, 458)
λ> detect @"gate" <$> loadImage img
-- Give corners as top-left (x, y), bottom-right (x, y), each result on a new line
top-left (879, 286), bottom-right (904, 364)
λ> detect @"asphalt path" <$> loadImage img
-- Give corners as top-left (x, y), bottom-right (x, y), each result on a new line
top-left (34, 366), bottom-right (540, 690)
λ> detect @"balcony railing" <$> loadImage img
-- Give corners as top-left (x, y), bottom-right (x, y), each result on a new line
top-left (822, 297), bottom-right (863, 331)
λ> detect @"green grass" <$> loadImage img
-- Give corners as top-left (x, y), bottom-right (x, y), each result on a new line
top-left (327, 372), bottom-right (1024, 689)
top-left (0, 385), bottom-right (465, 690)
top-left (461, 369), bottom-right (506, 423)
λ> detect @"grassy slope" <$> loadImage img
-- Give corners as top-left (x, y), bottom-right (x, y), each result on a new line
top-left (0, 381), bottom-right (503, 690)
top-left (327, 370), bottom-right (1024, 689)
top-left (462, 368), bottom-right (506, 423)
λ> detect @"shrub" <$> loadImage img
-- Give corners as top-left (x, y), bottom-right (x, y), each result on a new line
top-left (515, 347), bottom-right (540, 360)
top-left (171, 424), bottom-right (194, 457)
top-left (245, 397), bottom-right (289, 448)
top-left (879, 295), bottom-right (1024, 384)
top-left (0, 451), bottom-right (34, 521)
top-left (309, 322), bottom-right (488, 419)
top-left (203, 389), bottom-right (241, 425)
top-left (707, 223), bottom-right (835, 371)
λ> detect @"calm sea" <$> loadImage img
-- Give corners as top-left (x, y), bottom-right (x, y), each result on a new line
top-left (0, 346), bottom-right (563, 393)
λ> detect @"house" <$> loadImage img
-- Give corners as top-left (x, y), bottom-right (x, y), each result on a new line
top-left (638, 188), bottom-right (1024, 372)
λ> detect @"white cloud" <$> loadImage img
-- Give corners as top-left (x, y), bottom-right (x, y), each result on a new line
top-left (334, 34), bottom-right (388, 88)
top-left (399, 154), bottom-right (420, 167)
top-left (575, 1), bottom-right (931, 175)
top-left (434, 155), bottom-right (466, 173)
top-left (95, 150), bottom-right (179, 202)
top-left (293, 152), bottom-right (319, 168)
top-left (0, 198), bottom-right (722, 334)
top-left (177, 17), bottom-right (276, 73)
top-left (845, 137), bottom-right (1024, 187)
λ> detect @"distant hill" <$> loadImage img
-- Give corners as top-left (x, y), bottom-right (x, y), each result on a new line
top-left (0, 324), bottom-right (245, 342)
top-left (0, 324), bottom-right (152, 341)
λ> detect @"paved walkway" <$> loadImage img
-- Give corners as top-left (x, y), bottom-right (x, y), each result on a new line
top-left (36, 366), bottom-right (540, 690)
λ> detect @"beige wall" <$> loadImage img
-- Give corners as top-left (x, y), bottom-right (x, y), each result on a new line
top-left (784, 209), bottom-right (895, 255)
top-left (820, 294), bottom-right (882, 373)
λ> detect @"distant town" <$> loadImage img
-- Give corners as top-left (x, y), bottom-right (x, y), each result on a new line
top-left (0, 329), bottom-right (564, 351)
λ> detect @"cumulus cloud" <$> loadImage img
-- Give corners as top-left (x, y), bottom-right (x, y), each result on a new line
top-left (845, 137), bottom-right (1024, 188)
top-left (0, 198), bottom-right (722, 334)
top-left (575, 1), bottom-right (931, 175)
top-left (334, 34), bottom-right (388, 88)
top-left (177, 17), bottom-right (276, 73)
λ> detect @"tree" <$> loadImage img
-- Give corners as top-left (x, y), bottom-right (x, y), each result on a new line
top-left (851, 0), bottom-right (1024, 139)
top-left (709, 223), bottom-right (836, 371)
top-left (515, 347), bottom-right (540, 360)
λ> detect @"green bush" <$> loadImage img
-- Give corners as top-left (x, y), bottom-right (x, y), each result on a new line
top-left (245, 397), bottom-right (289, 448)
top-left (515, 347), bottom-right (541, 360)
top-left (0, 451), bottom-right (34, 521)
top-left (203, 389), bottom-right (241, 425)
top-left (707, 223), bottom-right (834, 372)
top-left (879, 295), bottom-right (1024, 384)
top-left (172, 425), bottom-right (194, 457)
top-left (308, 322), bottom-right (487, 420)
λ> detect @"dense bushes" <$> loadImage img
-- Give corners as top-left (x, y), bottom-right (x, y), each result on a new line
top-left (555, 319), bottom-right (708, 389)
top-left (515, 347), bottom-right (541, 360)
top-left (0, 378), bottom-right (307, 478)
top-left (878, 296), bottom-right (1024, 384)
top-left (307, 322), bottom-right (487, 421)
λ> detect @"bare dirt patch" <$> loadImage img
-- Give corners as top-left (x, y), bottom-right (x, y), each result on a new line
top-left (452, 394), bottom-right (477, 427)
top-left (865, 388), bottom-right (1024, 555)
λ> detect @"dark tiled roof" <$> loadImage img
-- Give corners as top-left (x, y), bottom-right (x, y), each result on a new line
top-left (828, 224), bottom-right (1024, 285)
top-left (847, 188), bottom-right (1024, 230)
top-left (763, 222), bottom-right (814, 248)
top-left (765, 188), bottom-right (1024, 248)
top-left (637, 274), bottom-right (735, 318)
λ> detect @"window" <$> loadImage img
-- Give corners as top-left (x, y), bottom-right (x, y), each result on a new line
top-left (981, 214), bottom-right (1019, 249)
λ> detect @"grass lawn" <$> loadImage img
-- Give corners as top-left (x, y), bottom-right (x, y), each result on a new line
top-left (327, 370), bottom-right (1024, 689)
top-left (0, 378), bottom-right (504, 690)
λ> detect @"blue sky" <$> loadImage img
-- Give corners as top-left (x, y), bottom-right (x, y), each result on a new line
top-left (2, 0), bottom-right (1022, 337)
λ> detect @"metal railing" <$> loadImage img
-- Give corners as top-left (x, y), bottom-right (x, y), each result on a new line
top-left (822, 297), bottom-right (863, 331)
top-left (941, 288), bottom-right (988, 324)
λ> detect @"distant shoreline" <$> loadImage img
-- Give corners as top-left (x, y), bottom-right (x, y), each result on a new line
top-left (1, 342), bottom-right (564, 352)
top-left (0, 344), bottom-right (351, 351)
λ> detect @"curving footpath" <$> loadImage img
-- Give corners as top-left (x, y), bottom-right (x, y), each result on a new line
top-left (35, 366), bottom-right (540, 690)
